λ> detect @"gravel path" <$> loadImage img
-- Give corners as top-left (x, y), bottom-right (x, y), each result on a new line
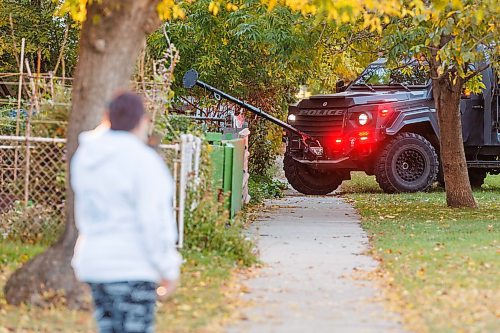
top-left (226, 191), bottom-right (407, 333)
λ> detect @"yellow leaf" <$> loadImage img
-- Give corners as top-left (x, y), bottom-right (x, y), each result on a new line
top-left (267, 0), bottom-right (277, 12)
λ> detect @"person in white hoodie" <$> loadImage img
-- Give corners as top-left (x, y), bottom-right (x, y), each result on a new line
top-left (71, 91), bottom-right (182, 333)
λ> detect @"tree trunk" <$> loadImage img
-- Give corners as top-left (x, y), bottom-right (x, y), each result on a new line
top-left (432, 75), bottom-right (477, 208)
top-left (4, 0), bottom-right (161, 308)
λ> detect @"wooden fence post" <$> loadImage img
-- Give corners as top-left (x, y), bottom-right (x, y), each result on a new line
top-left (13, 38), bottom-right (26, 182)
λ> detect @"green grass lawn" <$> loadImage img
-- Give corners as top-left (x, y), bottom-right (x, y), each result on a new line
top-left (342, 173), bottom-right (500, 333)
top-left (0, 245), bottom-right (245, 333)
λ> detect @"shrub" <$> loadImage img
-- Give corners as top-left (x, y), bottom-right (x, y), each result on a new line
top-left (0, 201), bottom-right (63, 244)
top-left (248, 175), bottom-right (287, 204)
top-left (182, 143), bottom-right (256, 266)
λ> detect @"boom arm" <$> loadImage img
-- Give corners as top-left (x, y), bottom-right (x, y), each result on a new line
top-left (182, 69), bottom-right (323, 158)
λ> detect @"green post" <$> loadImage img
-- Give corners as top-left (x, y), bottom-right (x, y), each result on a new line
top-left (207, 132), bottom-right (225, 202)
top-left (223, 144), bottom-right (234, 213)
top-left (228, 139), bottom-right (245, 216)
top-left (210, 145), bottom-right (225, 190)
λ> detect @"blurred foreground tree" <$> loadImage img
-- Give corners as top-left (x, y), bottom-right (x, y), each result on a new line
top-left (4, 0), bottom-right (182, 308)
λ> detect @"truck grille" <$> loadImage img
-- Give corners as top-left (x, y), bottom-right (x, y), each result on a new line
top-left (293, 113), bottom-right (345, 137)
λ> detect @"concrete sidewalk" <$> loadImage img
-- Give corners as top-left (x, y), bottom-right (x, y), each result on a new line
top-left (226, 192), bottom-right (407, 333)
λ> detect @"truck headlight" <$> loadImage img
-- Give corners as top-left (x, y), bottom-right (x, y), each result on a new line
top-left (358, 113), bottom-right (369, 126)
top-left (288, 114), bottom-right (296, 122)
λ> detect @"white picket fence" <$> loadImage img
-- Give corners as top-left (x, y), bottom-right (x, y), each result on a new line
top-left (0, 134), bottom-right (202, 248)
top-left (167, 134), bottom-right (202, 247)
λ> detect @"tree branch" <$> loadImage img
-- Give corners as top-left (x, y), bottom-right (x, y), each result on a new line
top-left (9, 14), bottom-right (20, 69)
top-left (464, 63), bottom-right (490, 82)
top-left (314, 23), bottom-right (327, 46)
top-left (53, 23), bottom-right (70, 76)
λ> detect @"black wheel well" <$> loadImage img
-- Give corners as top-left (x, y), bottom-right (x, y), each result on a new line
top-left (396, 123), bottom-right (440, 151)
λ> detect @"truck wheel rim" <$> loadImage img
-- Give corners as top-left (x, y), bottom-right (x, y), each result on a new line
top-left (395, 149), bottom-right (426, 182)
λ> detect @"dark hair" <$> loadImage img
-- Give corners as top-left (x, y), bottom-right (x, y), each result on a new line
top-left (108, 92), bottom-right (145, 131)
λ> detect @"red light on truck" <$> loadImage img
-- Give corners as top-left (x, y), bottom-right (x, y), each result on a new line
top-left (358, 131), bottom-right (370, 142)
top-left (380, 109), bottom-right (390, 117)
top-left (358, 131), bottom-right (370, 137)
top-left (335, 139), bottom-right (342, 144)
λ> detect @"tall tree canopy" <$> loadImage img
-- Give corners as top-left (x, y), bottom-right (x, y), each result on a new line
top-left (155, 0), bottom-right (318, 95)
top-left (307, 22), bottom-right (380, 93)
top-left (150, 0), bottom-right (322, 174)
top-left (0, 0), bottom-right (78, 74)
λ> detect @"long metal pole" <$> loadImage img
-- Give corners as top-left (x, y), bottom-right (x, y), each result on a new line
top-left (193, 79), bottom-right (311, 140)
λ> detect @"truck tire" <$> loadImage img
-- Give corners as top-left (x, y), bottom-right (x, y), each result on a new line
top-left (283, 155), bottom-right (343, 195)
top-left (468, 169), bottom-right (486, 188)
top-left (375, 132), bottom-right (438, 193)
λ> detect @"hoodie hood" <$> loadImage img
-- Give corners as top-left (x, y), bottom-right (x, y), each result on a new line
top-left (76, 129), bottom-right (141, 170)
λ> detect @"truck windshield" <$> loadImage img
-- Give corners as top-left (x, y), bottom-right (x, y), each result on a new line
top-left (352, 62), bottom-right (430, 87)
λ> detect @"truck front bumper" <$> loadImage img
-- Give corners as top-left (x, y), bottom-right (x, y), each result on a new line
top-left (291, 155), bottom-right (364, 170)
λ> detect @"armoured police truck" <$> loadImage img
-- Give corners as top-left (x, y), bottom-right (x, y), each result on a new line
top-left (183, 59), bottom-right (499, 195)
top-left (283, 59), bottom-right (500, 194)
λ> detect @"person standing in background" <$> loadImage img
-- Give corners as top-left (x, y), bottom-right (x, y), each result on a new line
top-left (71, 91), bottom-right (182, 333)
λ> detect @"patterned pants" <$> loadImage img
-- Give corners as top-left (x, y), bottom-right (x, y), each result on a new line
top-left (88, 281), bottom-right (157, 333)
